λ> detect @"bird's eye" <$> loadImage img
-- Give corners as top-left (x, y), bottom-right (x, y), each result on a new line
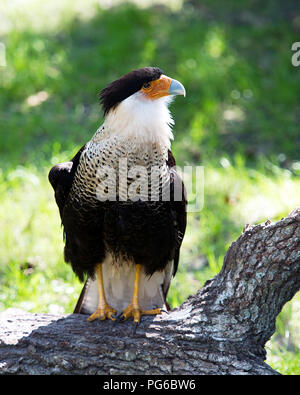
top-left (143, 82), bottom-right (151, 89)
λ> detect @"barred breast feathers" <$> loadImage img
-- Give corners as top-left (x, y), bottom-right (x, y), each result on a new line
top-left (71, 91), bottom-right (175, 201)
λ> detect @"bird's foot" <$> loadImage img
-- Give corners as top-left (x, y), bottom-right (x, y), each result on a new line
top-left (120, 304), bottom-right (162, 324)
top-left (88, 304), bottom-right (117, 322)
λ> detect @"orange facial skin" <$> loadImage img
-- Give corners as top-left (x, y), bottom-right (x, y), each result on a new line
top-left (141, 75), bottom-right (172, 100)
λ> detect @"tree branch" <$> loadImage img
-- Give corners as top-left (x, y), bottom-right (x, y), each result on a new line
top-left (1, 208), bottom-right (300, 375)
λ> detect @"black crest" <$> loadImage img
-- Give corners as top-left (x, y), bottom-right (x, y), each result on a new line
top-left (99, 67), bottom-right (163, 115)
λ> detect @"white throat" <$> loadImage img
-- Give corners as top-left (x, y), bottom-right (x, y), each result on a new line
top-left (103, 92), bottom-right (174, 150)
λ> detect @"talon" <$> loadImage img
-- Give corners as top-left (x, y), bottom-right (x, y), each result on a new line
top-left (88, 304), bottom-right (117, 322)
top-left (120, 304), bottom-right (162, 324)
top-left (107, 310), bottom-right (117, 321)
top-left (160, 309), bottom-right (169, 314)
top-left (112, 313), bottom-right (123, 326)
top-left (120, 314), bottom-right (126, 322)
top-left (132, 322), bottom-right (139, 335)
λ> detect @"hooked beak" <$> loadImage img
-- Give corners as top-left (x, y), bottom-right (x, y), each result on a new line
top-left (168, 78), bottom-right (186, 97)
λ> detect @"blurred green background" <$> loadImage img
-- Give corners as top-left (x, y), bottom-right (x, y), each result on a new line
top-left (0, 0), bottom-right (299, 374)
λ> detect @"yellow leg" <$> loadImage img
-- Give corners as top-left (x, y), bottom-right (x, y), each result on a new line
top-left (121, 264), bottom-right (162, 324)
top-left (88, 263), bottom-right (116, 322)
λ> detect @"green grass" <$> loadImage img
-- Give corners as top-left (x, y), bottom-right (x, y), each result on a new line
top-left (0, 0), bottom-right (299, 374)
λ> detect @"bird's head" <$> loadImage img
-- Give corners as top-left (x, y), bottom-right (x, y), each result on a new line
top-left (98, 67), bottom-right (185, 149)
top-left (99, 67), bottom-right (185, 115)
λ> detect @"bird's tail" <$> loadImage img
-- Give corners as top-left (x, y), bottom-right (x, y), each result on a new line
top-left (73, 256), bottom-right (173, 315)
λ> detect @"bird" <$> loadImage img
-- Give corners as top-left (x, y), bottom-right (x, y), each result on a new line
top-left (49, 67), bottom-right (187, 325)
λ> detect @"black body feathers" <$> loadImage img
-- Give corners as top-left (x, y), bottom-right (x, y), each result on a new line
top-left (49, 148), bottom-right (186, 282)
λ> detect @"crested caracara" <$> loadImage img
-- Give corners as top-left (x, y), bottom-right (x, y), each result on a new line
top-left (49, 67), bottom-right (187, 325)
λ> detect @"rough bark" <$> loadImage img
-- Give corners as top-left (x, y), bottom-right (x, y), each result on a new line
top-left (1, 208), bottom-right (300, 375)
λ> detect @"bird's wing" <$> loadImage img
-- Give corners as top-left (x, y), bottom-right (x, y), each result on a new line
top-left (160, 150), bottom-right (187, 303)
top-left (49, 144), bottom-right (94, 314)
top-left (48, 145), bottom-right (86, 218)
top-left (168, 149), bottom-right (187, 275)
